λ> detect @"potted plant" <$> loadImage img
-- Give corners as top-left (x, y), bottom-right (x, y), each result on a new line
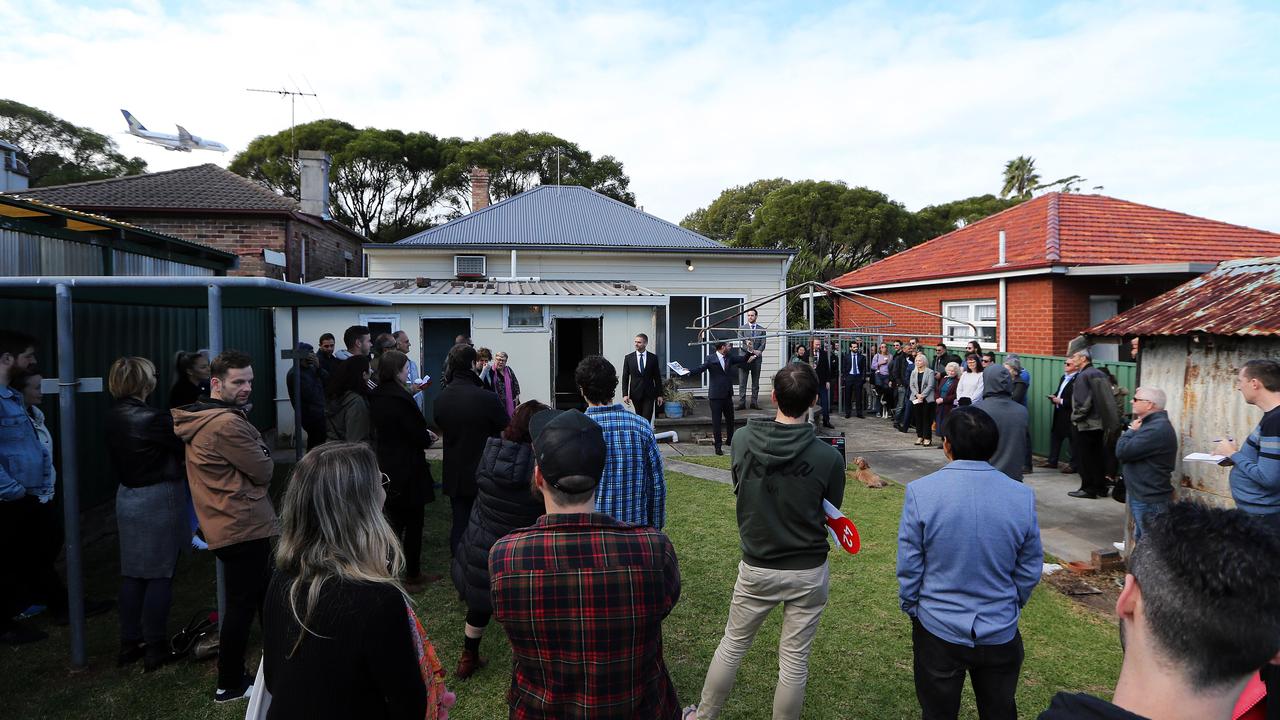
top-left (662, 376), bottom-right (694, 418)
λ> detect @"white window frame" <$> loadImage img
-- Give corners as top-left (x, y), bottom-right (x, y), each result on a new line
top-left (503, 303), bottom-right (549, 332)
top-left (941, 300), bottom-right (997, 346)
top-left (358, 313), bottom-right (400, 332)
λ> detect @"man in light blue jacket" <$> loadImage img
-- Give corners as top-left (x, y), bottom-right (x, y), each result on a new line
top-left (897, 405), bottom-right (1043, 720)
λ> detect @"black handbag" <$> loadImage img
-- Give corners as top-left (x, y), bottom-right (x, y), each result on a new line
top-left (1112, 474), bottom-right (1126, 503)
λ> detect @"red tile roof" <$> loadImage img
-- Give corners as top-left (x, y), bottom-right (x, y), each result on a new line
top-left (10, 163), bottom-right (298, 213)
top-left (831, 193), bottom-right (1280, 289)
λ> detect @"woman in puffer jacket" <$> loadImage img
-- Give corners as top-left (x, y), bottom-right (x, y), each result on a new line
top-left (449, 399), bottom-right (548, 679)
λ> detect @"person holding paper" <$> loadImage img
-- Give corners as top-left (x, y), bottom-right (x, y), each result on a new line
top-left (1114, 387), bottom-right (1178, 539)
top-left (687, 341), bottom-right (757, 455)
top-left (621, 333), bottom-right (661, 423)
top-left (686, 362), bottom-right (845, 720)
top-left (1214, 359), bottom-right (1280, 530)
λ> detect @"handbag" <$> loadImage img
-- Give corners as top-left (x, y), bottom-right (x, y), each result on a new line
top-left (1112, 474), bottom-right (1127, 503)
top-left (243, 657), bottom-right (271, 720)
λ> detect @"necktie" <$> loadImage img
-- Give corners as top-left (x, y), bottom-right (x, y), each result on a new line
top-left (720, 354), bottom-right (725, 371)
top-left (639, 352), bottom-right (644, 372)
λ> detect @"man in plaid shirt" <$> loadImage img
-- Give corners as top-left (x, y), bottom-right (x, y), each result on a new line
top-left (490, 408), bottom-right (682, 720)
top-left (575, 355), bottom-right (667, 528)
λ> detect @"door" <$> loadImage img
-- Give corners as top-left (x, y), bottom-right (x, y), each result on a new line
top-left (420, 317), bottom-right (472, 427)
top-left (551, 316), bottom-right (603, 409)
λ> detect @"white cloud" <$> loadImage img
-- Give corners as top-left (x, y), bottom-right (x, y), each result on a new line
top-left (3, 0), bottom-right (1277, 230)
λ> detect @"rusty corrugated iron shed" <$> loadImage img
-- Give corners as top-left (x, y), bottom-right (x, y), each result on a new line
top-left (1088, 255), bottom-right (1280, 337)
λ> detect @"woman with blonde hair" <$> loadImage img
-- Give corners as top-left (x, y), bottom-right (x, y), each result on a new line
top-left (106, 356), bottom-right (188, 671)
top-left (263, 442), bottom-right (451, 718)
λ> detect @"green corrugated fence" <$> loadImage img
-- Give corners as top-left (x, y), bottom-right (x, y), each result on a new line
top-left (0, 299), bottom-right (274, 508)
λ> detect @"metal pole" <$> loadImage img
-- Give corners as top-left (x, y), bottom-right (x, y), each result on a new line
top-left (292, 306), bottom-right (302, 463)
top-left (55, 283), bottom-right (87, 668)
top-left (207, 284), bottom-right (226, 628)
top-left (808, 291), bottom-right (816, 424)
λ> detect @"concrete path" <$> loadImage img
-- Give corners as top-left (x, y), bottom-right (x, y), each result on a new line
top-left (660, 410), bottom-right (1127, 563)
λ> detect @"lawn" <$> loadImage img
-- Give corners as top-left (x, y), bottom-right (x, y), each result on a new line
top-left (1, 462), bottom-right (1121, 719)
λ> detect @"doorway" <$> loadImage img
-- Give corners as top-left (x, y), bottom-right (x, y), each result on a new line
top-left (551, 316), bottom-right (602, 409)
top-left (420, 317), bottom-right (472, 427)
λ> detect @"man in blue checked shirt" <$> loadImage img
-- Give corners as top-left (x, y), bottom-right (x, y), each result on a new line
top-left (576, 355), bottom-right (666, 529)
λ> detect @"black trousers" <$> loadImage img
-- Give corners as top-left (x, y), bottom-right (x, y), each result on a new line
top-left (1075, 429), bottom-right (1108, 494)
top-left (633, 395), bottom-right (656, 423)
top-left (1046, 419), bottom-right (1073, 466)
top-left (449, 495), bottom-right (475, 557)
top-left (912, 619), bottom-right (1023, 720)
top-left (842, 376), bottom-right (865, 417)
top-left (708, 398), bottom-right (735, 451)
top-left (913, 402), bottom-right (933, 441)
top-left (302, 418), bottom-right (327, 452)
top-left (386, 501), bottom-right (425, 580)
top-left (211, 537), bottom-right (272, 688)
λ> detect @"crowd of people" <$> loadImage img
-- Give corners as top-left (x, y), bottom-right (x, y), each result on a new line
top-left (2, 321), bottom-right (1279, 720)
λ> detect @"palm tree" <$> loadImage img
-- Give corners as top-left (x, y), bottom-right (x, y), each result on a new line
top-left (1000, 156), bottom-right (1040, 199)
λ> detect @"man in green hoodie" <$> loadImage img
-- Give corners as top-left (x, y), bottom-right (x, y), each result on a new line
top-left (686, 363), bottom-right (846, 720)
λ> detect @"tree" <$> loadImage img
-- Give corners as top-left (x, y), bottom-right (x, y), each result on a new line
top-left (1000, 155), bottom-right (1040, 200)
top-left (437, 131), bottom-right (634, 215)
top-left (911, 194), bottom-right (1023, 244)
top-left (230, 120), bottom-right (459, 242)
top-left (0, 99), bottom-right (147, 186)
top-left (679, 178), bottom-right (791, 244)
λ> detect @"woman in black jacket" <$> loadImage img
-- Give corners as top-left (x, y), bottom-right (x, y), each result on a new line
top-left (167, 350), bottom-right (209, 409)
top-left (106, 357), bottom-right (189, 671)
top-left (367, 350), bottom-right (436, 593)
top-left (449, 399), bottom-right (548, 679)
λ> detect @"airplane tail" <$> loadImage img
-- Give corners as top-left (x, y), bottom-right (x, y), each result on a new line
top-left (120, 109), bottom-right (147, 132)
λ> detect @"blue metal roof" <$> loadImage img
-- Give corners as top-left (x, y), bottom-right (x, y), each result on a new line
top-left (395, 185), bottom-right (726, 250)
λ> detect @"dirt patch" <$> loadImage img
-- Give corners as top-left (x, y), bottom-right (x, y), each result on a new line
top-left (1044, 568), bottom-right (1127, 615)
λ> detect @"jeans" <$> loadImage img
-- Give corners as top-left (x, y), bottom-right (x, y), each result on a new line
top-left (1128, 498), bottom-right (1168, 541)
top-left (697, 561), bottom-right (830, 720)
top-left (211, 537), bottom-right (272, 688)
top-left (816, 384), bottom-right (830, 424)
top-left (896, 385), bottom-right (913, 430)
top-left (912, 618), bottom-right (1023, 720)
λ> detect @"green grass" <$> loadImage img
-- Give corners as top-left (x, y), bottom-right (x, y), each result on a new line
top-left (2, 463), bottom-right (1121, 719)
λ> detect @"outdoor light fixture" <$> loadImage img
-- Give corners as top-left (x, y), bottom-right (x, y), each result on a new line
top-left (686, 259), bottom-right (694, 271)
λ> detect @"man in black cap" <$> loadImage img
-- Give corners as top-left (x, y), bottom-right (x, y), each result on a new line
top-left (489, 409), bottom-right (682, 720)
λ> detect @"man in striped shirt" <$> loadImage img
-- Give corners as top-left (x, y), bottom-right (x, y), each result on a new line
top-left (576, 355), bottom-right (667, 529)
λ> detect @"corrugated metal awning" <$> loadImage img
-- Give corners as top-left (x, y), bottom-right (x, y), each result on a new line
top-left (1088, 255), bottom-right (1280, 337)
top-left (306, 277), bottom-right (667, 305)
top-left (0, 276), bottom-right (390, 307)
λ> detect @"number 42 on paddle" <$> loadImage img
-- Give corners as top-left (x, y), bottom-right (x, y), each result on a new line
top-left (824, 499), bottom-right (860, 555)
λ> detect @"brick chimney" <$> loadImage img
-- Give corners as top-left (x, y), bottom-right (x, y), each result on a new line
top-left (298, 150), bottom-right (331, 220)
top-left (471, 167), bottom-right (490, 211)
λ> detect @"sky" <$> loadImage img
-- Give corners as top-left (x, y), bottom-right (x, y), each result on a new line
top-left (3, 0), bottom-right (1279, 231)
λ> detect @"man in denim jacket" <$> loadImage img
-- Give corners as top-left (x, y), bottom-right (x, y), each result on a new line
top-left (0, 330), bottom-right (52, 645)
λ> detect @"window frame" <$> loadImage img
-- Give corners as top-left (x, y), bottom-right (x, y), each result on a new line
top-left (940, 299), bottom-right (997, 346)
top-left (503, 303), bottom-right (549, 332)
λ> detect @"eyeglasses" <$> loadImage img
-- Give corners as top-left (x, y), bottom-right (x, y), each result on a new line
top-left (981, 358), bottom-right (993, 364)
top-left (1132, 397), bottom-right (1153, 404)
top-left (380, 472), bottom-right (390, 486)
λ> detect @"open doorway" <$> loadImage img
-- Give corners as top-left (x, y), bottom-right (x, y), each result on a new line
top-left (551, 316), bottom-right (602, 409)
top-left (420, 317), bottom-right (472, 427)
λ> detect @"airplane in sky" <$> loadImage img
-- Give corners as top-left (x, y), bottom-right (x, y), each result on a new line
top-left (120, 110), bottom-right (228, 152)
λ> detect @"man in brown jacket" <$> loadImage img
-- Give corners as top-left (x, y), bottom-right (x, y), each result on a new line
top-left (173, 349), bottom-right (275, 703)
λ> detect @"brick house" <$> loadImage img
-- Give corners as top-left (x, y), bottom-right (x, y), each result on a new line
top-left (8, 152), bottom-right (364, 282)
top-left (829, 192), bottom-right (1280, 360)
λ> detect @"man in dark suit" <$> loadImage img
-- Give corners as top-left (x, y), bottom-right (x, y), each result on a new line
top-left (931, 342), bottom-right (961, 380)
top-left (1040, 355), bottom-right (1079, 472)
top-left (621, 333), bottom-right (662, 423)
top-left (689, 341), bottom-right (757, 455)
top-left (810, 338), bottom-right (834, 429)
top-left (842, 340), bottom-right (869, 419)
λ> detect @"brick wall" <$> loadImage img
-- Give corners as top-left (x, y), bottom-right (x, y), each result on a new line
top-left (836, 274), bottom-right (1194, 356)
top-left (111, 213), bottom-right (362, 282)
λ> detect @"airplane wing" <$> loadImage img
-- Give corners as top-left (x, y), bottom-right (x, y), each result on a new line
top-left (175, 125), bottom-right (195, 146)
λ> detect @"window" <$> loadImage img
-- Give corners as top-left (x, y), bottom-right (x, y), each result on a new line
top-left (505, 304), bottom-right (547, 331)
top-left (359, 314), bottom-right (400, 338)
top-left (941, 300), bottom-right (997, 345)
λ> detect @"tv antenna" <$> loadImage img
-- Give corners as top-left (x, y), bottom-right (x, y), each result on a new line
top-left (246, 87), bottom-right (318, 161)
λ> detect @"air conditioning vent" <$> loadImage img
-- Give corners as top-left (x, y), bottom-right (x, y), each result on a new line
top-left (454, 255), bottom-right (486, 278)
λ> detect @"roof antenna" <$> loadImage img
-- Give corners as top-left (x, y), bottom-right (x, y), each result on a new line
top-left (556, 147), bottom-right (561, 197)
top-left (246, 87), bottom-right (318, 165)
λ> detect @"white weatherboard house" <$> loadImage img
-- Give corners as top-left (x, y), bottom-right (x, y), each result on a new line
top-left (274, 184), bottom-right (793, 434)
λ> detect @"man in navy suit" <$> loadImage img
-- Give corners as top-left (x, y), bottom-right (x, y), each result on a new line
top-left (810, 338), bottom-right (834, 429)
top-left (689, 341), bottom-right (757, 455)
top-left (841, 340), bottom-right (869, 419)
